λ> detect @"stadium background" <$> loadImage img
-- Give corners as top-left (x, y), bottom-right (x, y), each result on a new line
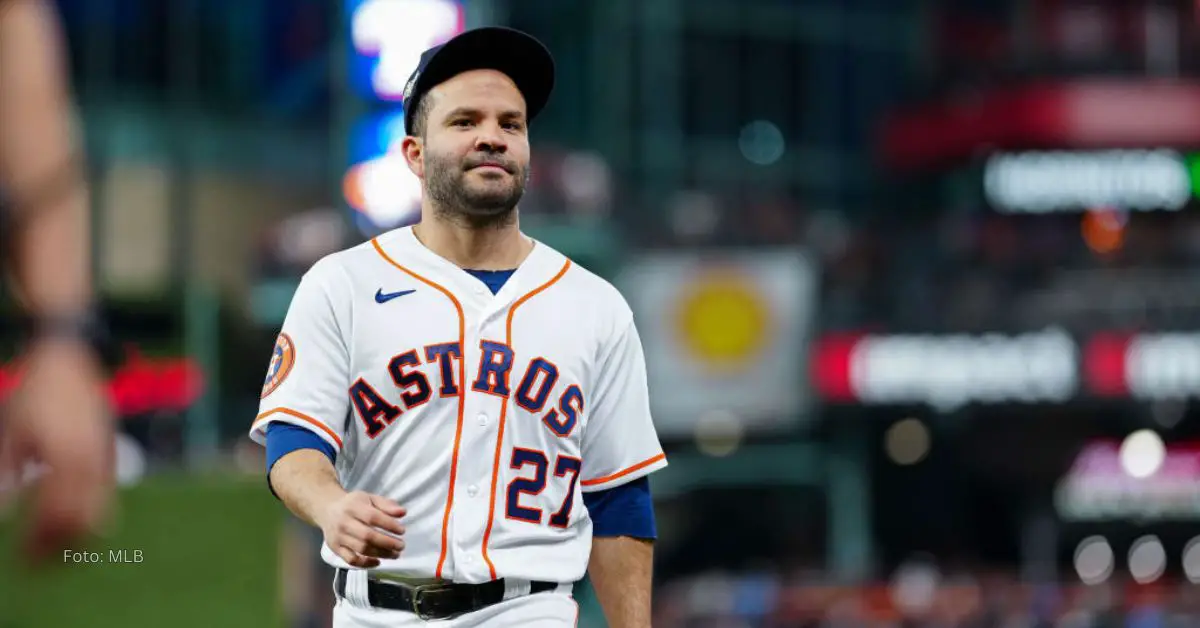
top-left (5, 0), bottom-right (1200, 626)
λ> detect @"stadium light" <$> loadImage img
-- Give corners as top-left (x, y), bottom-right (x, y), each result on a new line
top-left (1119, 429), bottom-right (1166, 479)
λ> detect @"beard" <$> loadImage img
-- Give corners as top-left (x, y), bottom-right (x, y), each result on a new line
top-left (424, 149), bottom-right (529, 229)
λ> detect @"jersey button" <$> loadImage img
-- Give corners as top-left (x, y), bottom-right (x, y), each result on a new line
top-left (467, 485), bottom-right (479, 497)
top-left (477, 413), bottom-right (488, 426)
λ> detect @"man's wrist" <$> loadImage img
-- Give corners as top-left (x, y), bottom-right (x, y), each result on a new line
top-left (311, 483), bottom-right (351, 530)
top-left (18, 309), bottom-right (117, 366)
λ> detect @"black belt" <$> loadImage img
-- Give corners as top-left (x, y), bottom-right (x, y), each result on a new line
top-left (333, 568), bottom-right (560, 620)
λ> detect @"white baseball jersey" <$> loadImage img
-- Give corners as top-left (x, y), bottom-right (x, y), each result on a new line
top-left (248, 226), bottom-right (667, 585)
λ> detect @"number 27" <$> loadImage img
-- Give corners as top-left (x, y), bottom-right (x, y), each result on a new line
top-left (505, 448), bottom-right (581, 528)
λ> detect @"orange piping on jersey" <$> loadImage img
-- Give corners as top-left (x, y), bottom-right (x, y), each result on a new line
top-left (254, 408), bottom-right (344, 449)
top-left (371, 237), bottom-right (467, 580)
top-left (580, 453), bottom-right (667, 487)
top-left (480, 259), bottom-right (572, 579)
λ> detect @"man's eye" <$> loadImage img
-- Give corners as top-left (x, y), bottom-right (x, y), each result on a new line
top-left (503, 122), bottom-right (523, 131)
top-left (452, 119), bottom-right (472, 127)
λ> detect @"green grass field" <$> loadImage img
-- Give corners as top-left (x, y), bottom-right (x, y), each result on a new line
top-left (0, 474), bottom-right (287, 628)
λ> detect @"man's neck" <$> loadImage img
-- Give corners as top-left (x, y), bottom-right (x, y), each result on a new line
top-left (412, 212), bottom-right (532, 270)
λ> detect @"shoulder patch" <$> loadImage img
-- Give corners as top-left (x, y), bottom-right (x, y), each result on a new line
top-left (261, 333), bottom-right (296, 399)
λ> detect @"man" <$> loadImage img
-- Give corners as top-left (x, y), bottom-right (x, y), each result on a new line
top-left (0, 0), bottom-right (114, 565)
top-left (251, 27), bottom-right (666, 627)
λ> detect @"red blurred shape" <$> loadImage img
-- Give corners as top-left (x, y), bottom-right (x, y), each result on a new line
top-left (810, 333), bottom-right (863, 401)
top-left (0, 347), bottom-right (206, 418)
top-left (1083, 333), bottom-right (1132, 398)
top-left (880, 81), bottom-right (1200, 172)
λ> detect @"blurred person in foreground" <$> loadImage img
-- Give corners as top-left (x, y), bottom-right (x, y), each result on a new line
top-left (0, 0), bottom-right (114, 565)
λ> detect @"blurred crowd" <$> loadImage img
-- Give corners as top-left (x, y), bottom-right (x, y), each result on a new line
top-left (652, 569), bottom-right (1200, 628)
top-left (816, 209), bottom-right (1200, 334)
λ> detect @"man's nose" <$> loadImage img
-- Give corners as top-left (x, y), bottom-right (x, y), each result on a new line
top-left (473, 122), bottom-right (507, 152)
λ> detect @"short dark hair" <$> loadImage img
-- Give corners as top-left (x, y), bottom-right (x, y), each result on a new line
top-left (411, 92), bottom-right (438, 138)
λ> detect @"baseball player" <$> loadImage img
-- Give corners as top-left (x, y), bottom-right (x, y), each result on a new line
top-left (250, 27), bottom-right (667, 627)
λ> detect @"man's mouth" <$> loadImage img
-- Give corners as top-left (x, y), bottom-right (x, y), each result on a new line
top-left (468, 161), bottom-right (511, 173)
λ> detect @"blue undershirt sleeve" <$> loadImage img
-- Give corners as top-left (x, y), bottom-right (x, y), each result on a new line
top-left (265, 422), bottom-right (337, 498)
top-left (581, 476), bottom-right (657, 539)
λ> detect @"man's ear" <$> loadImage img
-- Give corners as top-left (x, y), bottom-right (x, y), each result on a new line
top-left (400, 136), bottom-right (424, 179)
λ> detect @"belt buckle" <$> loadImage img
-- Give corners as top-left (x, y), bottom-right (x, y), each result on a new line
top-left (410, 582), bottom-right (454, 620)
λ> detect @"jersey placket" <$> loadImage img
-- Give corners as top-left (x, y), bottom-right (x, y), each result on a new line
top-left (446, 282), bottom-right (516, 582)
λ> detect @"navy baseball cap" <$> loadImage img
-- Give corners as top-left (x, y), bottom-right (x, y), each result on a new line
top-left (401, 27), bottom-right (555, 136)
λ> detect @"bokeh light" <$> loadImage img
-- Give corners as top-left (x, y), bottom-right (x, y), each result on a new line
top-left (1119, 429), bottom-right (1166, 479)
top-left (885, 418), bottom-right (931, 466)
top-left (1128, 535), bottom-right (1167, 584)
top-left (1074, 536), bottom-right (1115, 585)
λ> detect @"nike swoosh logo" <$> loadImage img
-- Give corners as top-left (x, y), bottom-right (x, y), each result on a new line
top-left (375, 289), bottom-right (416, 304)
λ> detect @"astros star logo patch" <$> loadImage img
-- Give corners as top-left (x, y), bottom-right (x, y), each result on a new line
top-left (261, 333), bottom-right (296, 399)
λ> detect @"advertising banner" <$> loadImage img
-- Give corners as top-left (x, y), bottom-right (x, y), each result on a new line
top-left (1056, 440), bottom-right (1200, 522)
top-left (619, 250), bottom-right (817, 437)
top-left (813, 329), bottom-right (1200, 409)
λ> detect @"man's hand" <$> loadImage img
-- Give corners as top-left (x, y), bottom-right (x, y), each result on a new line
top-left (0, 338), bottom-right (114, 564)
top-left (317, 491), bottom-right (407, 568)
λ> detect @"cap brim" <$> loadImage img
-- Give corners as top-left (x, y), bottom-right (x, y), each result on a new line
top-left (407, 27), bottom-right (555, 134)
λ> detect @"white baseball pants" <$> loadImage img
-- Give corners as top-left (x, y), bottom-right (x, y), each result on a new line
top-left (332, 581), bottom-right (579, 627)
